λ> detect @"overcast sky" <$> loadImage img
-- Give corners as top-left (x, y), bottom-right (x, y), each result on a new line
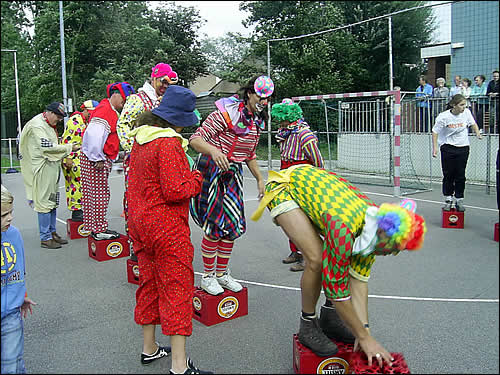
top-left (153, 1), bottom-right (254, 39)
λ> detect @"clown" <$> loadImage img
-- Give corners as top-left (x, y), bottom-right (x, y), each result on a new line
top-left (117, 63), bottom-right (179, 260)
top-left (61, 100), bottom-right (99, 222)
top-left (190, 75), bottom-right (274, 296)
top-left (252, 164), bottom-right (426, 367)
top-left (271, 98), bottom-right (324, 271)
top-left (80, 82), bottom-right (135, 240)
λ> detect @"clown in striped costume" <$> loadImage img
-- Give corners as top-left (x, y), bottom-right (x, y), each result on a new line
top-left (271, 98), bottom-right (324, 271)
top-left (189, 75), bottom-right (274, 296)
top-left (252, 164), bottom-right (426, 365)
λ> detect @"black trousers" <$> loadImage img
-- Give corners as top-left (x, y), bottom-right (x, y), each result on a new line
top-left (440, 144), bottom-right (470, 199)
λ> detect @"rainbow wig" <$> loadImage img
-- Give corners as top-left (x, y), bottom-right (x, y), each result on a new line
top-left (271, 98), bottom-right (303, 123)
top-left (376, 203), bottom-right (427, 252)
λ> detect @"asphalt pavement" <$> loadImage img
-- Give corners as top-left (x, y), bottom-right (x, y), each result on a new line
top-left (1, 163), bottom-right (498, 374)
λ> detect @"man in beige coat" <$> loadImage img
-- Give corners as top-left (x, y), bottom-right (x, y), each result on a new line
top-left (19, 102), bottom-right (80, 249)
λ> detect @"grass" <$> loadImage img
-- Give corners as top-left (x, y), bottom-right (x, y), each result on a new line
top-left (1, 156), bottom-right (20, 173)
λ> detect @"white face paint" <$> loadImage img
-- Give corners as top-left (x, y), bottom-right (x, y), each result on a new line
top-left (255, 102), bottom-right (266, 113)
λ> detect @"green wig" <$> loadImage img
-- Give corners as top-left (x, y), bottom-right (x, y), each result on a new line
top-left (271, 98), bottom-right (303, 123)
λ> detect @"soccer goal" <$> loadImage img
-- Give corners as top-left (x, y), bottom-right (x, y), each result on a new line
top-left (291, 90), bottom-right (433, 196)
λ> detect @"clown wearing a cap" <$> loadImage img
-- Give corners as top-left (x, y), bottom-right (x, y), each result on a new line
top-left (117, 63), bottom-right (179, 259)
top-left (189, 75), bottom-right (274, 296)
top-left (60, 100), bottom-right (99, 222)
top-left (272, 98), bottom-right (325, 272)
top-left (80, 82), bottom-right (135, 241)
top-left (19, 102), bottom-right (80, 249)
top-left (251, 164), bottom-right (426, 366)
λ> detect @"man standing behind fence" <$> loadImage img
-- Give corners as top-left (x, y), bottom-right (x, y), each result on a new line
top-left (486, 70), bottom-right (499, 133)
top-left (19, 102), bottom-right (80, 249)
top-left (416, 75), bottom-right (433, 133)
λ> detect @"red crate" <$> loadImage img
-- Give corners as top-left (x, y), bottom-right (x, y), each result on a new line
top-left (66, 219), bottom-right (90, 239)
top-left (292, 333), bottom-right (353, 374)
top-left (349, 351), bottom-right (410, 374)
top-left (126, 258), bottom-right (139, 285)
top-left (442, 208), bottom-right (464, 229)
top-left (192, 286), bottom-right (248, 326)
top-left (494, 222), bottom-right (499, 242)
top-left (88, 234), bottom-right (130, 262)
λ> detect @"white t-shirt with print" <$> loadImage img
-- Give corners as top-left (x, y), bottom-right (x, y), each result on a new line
top-left (432, 108), bottom-right (476, 147)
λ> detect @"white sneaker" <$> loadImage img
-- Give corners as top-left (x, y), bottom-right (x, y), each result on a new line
top-left (216, 270), bottom-right (243, 292)
top-left (200, 273), bottom-right (224, 295)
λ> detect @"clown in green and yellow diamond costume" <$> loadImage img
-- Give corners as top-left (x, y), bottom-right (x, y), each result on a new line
top-left (252, 164), bottom-right (378, 300)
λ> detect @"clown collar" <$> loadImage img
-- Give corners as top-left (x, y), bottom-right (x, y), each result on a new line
top-left (215, 96), bottom-right (265, 136)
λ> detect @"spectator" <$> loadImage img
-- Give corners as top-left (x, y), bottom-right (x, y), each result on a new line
top-left (449, 75), bottom-right (462, 98)
top-left (432, 94), bottom-right (482, 211)
top-left (271, 98), bottom-right (324, 272)
top-left (127, 86), bottom-right (212, 374)
top-left (251, 165), bottom-right (426, 365)
top-left (433, 77), bottom-right (450, 120)
top-left (460, 78), bottom-right (472, 107)
top-left (19, 102), bottom-right (79, 249)
top-left (189, 75), bottom-right (274, 296)
top-left (1, 184), bottom-right (37, 374)
top-left (61, 100), bottom-right (99, 222)
top-left (80, 82), bottom-right (135, 240)
top-left (415, 75), bottom-right (433, 132)
top-left (117, 62), bottom-right (178, 261)
top-left (486, 70), bottom-right (499, 133)
top-left (470, 74), bottom-right (487, 132)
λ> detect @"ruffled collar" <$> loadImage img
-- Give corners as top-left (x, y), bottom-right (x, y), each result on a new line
top-left (139, 81), bottom-right (158, 103)
top-left (275, 119), bottom-right (310, 142)
top-left (215, 96), bottom-right (265, 136)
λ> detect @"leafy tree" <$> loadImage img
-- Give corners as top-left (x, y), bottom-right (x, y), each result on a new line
top-left (200, 32), bottom-right (251, 79)
top-left (238, 1), bottom-right (435, 100)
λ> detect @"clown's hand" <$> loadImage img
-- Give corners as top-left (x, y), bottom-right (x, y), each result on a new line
top-left (352, 206), bottom-right (379, 256)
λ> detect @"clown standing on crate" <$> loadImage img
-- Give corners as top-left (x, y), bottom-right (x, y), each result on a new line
top-left (252, 165), bottom-right (426, 367)
top-left (61, 100), bottom-right (99, 222)
top-left (80, 82), bottom-right (135, 240)
top-left (189, 75), bottom-right (274, 295)
top-left (272, 98), bottom-right (325, 272)
top-left (117, 63), bottom-right (180, 260)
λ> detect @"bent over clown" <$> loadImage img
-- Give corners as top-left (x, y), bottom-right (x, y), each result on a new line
top-left (252, 164), bottom-right (426, 367)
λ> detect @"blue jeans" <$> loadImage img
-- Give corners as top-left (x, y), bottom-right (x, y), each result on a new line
top-left (1, 310), bottom-right (26, 374)
top-left (37, 209), bottom-right (56, 241)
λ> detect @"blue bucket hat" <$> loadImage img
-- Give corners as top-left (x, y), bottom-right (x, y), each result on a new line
top-left (152, 85), bottom-right (198, 127)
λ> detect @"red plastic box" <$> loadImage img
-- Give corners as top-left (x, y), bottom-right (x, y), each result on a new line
top-left (494, 222), bottom-right (499, 242)
top-left (126, 258), bottom-right (140, 285)
top-left (349, 351), bottom-right (410, 374)
top-left (88, 234), bottom-right (130, 262)
top-left (292, 333), bottom-right (353, 374)
top-left (442, 208), bottom-right (464, 229)
top-left (66, 219), bottom-right (90, 239)
top-left (192, 286), bottom-right (248, 326)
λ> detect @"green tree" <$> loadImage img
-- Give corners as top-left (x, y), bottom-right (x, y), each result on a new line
top-left (238, 1), bottom-right (435, 98)
top-left (200, 32), bottom-right (251, 80)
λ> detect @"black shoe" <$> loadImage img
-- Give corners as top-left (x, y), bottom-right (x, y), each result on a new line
top-left (319, 305), bottom-right (355, 344)
top-left (298, 317), bottom-right (338, 357)
top-left (141, 343), bottom-right (171, 365)
top-left (169, 358), bottom-right (214, 374)
top-left (91, 230), bottom-right (120, 241)
top-left (71, 209), bottom-right (83, 222)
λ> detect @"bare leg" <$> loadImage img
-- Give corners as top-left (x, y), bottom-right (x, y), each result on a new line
top-left (142, 324), bottom-right (157, 354)
top-left (170, 335), bottom-right (187, 373)
top-left (275, 208), bottom-right (323, 314)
